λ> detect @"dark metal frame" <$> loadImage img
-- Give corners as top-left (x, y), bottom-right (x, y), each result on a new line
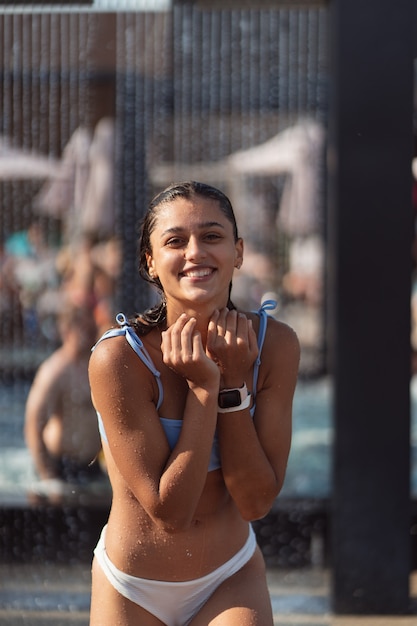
top-left (327, 0), bottom-right (414, 614)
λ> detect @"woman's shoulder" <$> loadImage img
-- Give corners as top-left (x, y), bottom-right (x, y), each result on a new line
top-left (245, 305), bottom-right (298, 343)
top-left (263, 320), bottom-right (300, 388)
top-left (89, 327), bottom-right (138, 372)
top-left (247, 313), bottom-right (300, 395)
top-left (245, 308), bottom-right (299, 360)
top-left (90, 323), bottom-right (162, 373)
top-left (267, 316), bottom-right (299, 354)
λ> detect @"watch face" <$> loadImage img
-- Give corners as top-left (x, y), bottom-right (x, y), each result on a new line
top-left (218, 389), bottom-right (241, 409)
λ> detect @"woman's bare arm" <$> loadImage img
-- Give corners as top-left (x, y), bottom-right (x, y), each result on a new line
top-left (24, 353), bottom-right (63, 479)
top-left (89, 317), bottom-right (220, 532)
top-left (212, 314), bottom-right (300, 520)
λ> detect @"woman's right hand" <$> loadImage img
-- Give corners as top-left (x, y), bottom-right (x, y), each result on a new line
top-left (161, 314), bottom-right (220, 388)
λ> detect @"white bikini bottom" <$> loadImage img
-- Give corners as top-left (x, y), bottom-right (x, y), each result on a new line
top-left (94, 523), bottom-right (256, 626)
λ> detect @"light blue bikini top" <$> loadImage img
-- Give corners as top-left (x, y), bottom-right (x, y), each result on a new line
top-left (93, 300), bottom-right (276, 472)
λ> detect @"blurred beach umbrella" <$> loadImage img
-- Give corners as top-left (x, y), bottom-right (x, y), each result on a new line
top-left (227, 120), bottom-right (325, 236)
top-left (80, 118), bottom-right (115, 240)
top-left (34, 118), bottom-right (115, 243)
top-left (0, 137), bottom-right (61, 180)
top-left (34, 127), bottom-right (92, 222)
top-left (150, 119), bottom-right (325, 236)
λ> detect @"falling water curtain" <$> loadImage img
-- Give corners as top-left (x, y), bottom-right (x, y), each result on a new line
top-left (0, 3), bottom-right (328, 364)
top-left (114, 5), bottom-right (328, 322)
top-left (0, 12), bottom-right (105, 356)
top-left (0, 2), bottom-right (328, 571)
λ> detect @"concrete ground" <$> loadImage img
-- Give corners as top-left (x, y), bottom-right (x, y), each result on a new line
top-left (0, 563), bottom-right (416, 626)
top-left (268, 568), bottom-right (417, 625)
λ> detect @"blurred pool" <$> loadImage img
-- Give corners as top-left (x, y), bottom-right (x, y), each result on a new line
top-left (282, 377), bottom-right (332, 499)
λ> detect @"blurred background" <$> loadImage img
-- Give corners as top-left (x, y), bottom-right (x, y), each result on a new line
top-left (0, 0), bottom-right (415, 623)
top-left (0, 2), bottom-right (329, 501)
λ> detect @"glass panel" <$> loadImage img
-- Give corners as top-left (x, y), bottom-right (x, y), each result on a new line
top-left (0, 6), bottom-right (331, 620)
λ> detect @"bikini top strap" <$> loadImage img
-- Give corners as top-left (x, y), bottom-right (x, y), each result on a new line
top-left (250, 299), bottom-right (277, 416)
top-left (93, 302), bottom-right (276, 417)
top-left (92, 313), bottom-right (164, 411)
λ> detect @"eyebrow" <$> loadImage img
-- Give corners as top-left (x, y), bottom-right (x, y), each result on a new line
top-left (160, 221), bottom-right (226, 237)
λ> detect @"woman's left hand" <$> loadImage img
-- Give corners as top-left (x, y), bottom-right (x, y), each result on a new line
top-left (206, 308), bottom-right (258, 388)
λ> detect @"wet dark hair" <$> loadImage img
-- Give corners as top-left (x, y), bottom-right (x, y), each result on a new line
top-left (133, 181), bottom-right (239, 334)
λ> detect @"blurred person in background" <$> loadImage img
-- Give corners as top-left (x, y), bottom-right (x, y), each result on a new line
top-left (25, 303), bottom-right (103, 485)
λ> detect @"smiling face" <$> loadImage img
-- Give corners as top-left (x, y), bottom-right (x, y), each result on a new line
top-left (145, 194), bottom-right (243, 318)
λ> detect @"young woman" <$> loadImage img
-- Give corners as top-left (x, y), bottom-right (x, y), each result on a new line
top-left (88, 181), bottom-right (300, 626)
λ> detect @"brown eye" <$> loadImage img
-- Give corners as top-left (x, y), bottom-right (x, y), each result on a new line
top-left (166, 237), bottom-right (185, 247)
top-left (204, 232), bottom-right (222, 241)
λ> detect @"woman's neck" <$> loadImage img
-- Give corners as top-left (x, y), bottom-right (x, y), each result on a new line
top-left (166, 301), bottom-right (226, 344)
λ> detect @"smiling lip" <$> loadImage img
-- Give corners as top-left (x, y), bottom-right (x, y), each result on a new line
top-left (180, 267), bottom-right (215, 279)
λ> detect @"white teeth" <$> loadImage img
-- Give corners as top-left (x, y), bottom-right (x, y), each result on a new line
top-left (183, 268), bottom-right (212, 278)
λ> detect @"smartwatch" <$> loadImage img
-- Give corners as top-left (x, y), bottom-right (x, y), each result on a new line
top-left (218, 382), bottom-right (251, 413)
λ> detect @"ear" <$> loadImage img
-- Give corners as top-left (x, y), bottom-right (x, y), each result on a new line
top-left (146, 253), bottom-right (157, 279)
top-left (234, 238), bottom-right (244, 270)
